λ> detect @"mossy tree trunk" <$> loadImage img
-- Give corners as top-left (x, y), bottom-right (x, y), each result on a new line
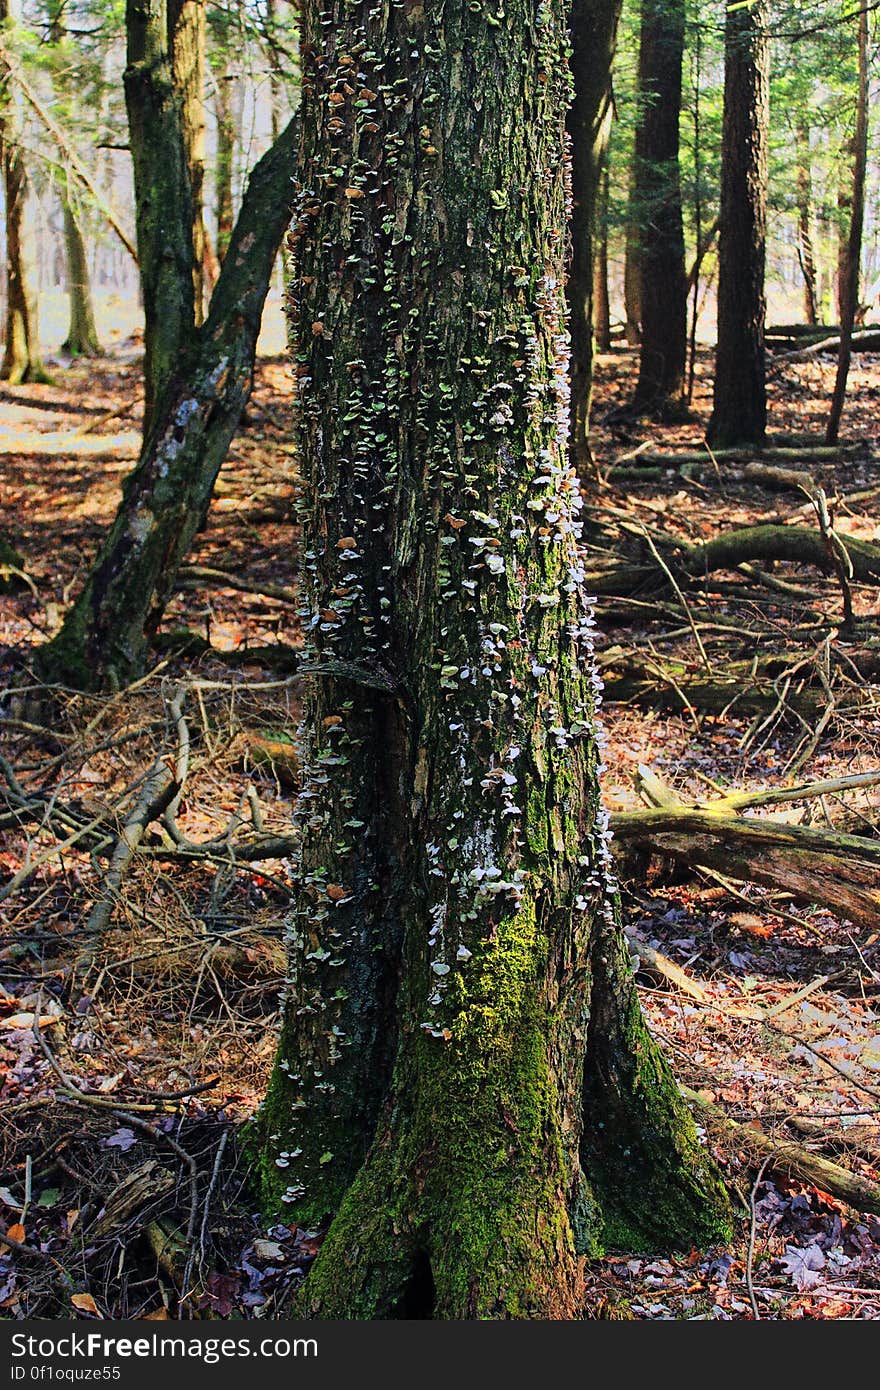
top-left (708, 0), bottom-right (769, 449)
top-left (567, 0), bottom-right (622, 475)
top-left (61, 197), bottom-right (101, 357)
top-left (36, 115), bottom-right (298, 692)
top-left (631, 0), bottom-right (687, 418)
top-left (255, 0), bottom-right (730, 1321)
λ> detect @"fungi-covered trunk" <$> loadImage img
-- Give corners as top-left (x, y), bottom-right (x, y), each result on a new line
top-left (255, 0), bottom-right (730, 1319)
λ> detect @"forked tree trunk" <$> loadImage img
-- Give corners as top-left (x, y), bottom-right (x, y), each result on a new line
top-left (631, 0), bottom-right (688, 417)
top-left (567, 0), bottom-right (622, 474)
top-left (708, 0), bottom-right (769, 449)
top-left (36, 118), bottom-right (298, 692)
top-left (61, 198), bottom-right (101, 356)
top-left (254, 0), bottom-right (730, 1320)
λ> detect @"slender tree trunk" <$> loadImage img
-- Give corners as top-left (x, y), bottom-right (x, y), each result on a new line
top-left (125, 0), bottom-right (195, 440)
top-left (826, 1), bottom-right (868, 444)
top-left (708, 0), bottom-right (769, 449)
top-left (213, 66), bottom-right (235, 262)
top-left (623, 171), bottom-right (641, 345)
top-left (593, 166), bottom-right (612, 352)
top-left (0, 3), bottom-right (47, 385)
top-left (567, 0), bottom-right (622, 474)
top-left (61, 198), bottom-right (101, 356)
top-left (253, 0), bottom-right (729, 1321)
top-left (795, 118), bottom-right (819, 327)
top-left (36, 118), bottom-right (298, 692)
top-left (167, 0), bottom-right (208, 322)
top-left (631, 0), bottom-right (688, 418)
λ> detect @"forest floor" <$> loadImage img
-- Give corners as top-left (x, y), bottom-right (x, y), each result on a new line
top-left (1, 335), bottom-right (879, 1320)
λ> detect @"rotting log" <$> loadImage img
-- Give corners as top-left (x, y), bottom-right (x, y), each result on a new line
top-left (681, 1087), bottom-right (880, 1215)
top-left (611, 808), bottom-right (880, 929)
top-left (598, 648), bottom-right (824, 719)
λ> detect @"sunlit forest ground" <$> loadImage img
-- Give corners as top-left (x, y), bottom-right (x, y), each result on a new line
top-left (1, 300), bottom-right (879, 1319)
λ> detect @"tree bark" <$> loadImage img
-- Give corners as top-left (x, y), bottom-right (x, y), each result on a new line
top-left (826, 2), bottom-right (868, 444)
top-left (213, 66), bottom-right (235, 262)
top-left (631, 0), bottom-right (688, 418)
top-left (36, 117), bottom-right (298, 691)
top-left (61, 198), bottom-right (101, 356)
top-left (567, 0), bottom-right (622, 474)
top-left (708, 0), bottom-right (769, 449)
top-left (253, 0), bottom-right (729, 1321)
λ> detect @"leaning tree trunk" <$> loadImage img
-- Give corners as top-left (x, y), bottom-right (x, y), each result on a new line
top-left (0, 8), bottom-right (47, 385)
top-left (708, 0), bottom-right (769, 449)
top-left (826, 0), bottom-right (868, 445)
top-left (213, 65), bottom-right (235, 262)
top-left (631, 0), bottom-right (688, 418)
top-left (253, 0), bottom-right (730, 1321)
top-left (567, 0), bottom-right (622, 475)
top-left (36, 118), bottom-right (298, 692)
top-left (61, 198), bottom-right (101, 356)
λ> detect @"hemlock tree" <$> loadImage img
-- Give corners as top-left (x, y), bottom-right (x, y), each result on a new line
top-left (567, 0), bottom-right (623, 474)
top-left (253, 0), bottom-right (730, 1320)
top-left (708, 0), bottom-right (769, 449)
top-left (631, 0), bottom-right (687, 418)
top-left (36, 0), bottom-right (297, 692)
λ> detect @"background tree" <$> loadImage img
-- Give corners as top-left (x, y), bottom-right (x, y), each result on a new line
top-left (567, 0), bottom-right (623, 473)
top-left (631, 0), bottom-right (688, 417)
top-left (708, 0), bottom-right (770, 449)
top-left (253, 0), bottom-right (730, 1320)
top-left (0, 0), bottom-right (48, 382)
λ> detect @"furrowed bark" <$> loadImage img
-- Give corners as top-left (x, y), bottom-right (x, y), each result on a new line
top-left (254, 0), bottom-right (729, 1321)
top-left (36, 118), bottom-right (298, 691)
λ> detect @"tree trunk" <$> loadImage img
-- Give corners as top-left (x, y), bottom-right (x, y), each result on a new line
top-left (124, 0), bottom-right (196, 440)
top-left (631, 0), bottom-right (688, 418)
top-left (708, 0), bottom-right (769, 449)
top-left (826, 2), bottom-right (868, 445)
top-left (36, 118), bottom-right (298, 692)
top-left (167, 0), bottom-right (208, 322)
top-left (213, 66), bottom-right (235, 262)
top-left (567, 0), bottom-right (622, 474)
top-left (0, 3), bottom-right (48, 386)
top-left (253, 0), bottom-right (730, 1321)
top-left (61, 198), bottom-right (101, 356)
top-left (593, 166), bottom-right (612, 352)
top-left (623, 172), bottom-right (641, 346)
top-left (795, 118), bottom-right (818, 327)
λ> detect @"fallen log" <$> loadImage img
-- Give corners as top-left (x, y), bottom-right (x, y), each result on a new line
top-left (680, 1087), bottom-right (880, 1215)
top-left (771, 326), bottom-right (880, 365)
top-left (585, 523), bottom-right (880, 596)
top-left (610, 807), bottom-right (880, 929)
